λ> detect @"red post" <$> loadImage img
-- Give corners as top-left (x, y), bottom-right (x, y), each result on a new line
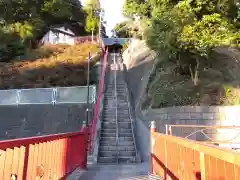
top-left (150, 121), bottom-right (156, 175)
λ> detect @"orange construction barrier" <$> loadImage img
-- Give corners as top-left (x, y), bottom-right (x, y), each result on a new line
top-left (150, 121), bottom-right (240, 180)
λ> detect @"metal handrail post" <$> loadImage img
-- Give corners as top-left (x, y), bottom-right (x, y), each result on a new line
top-left (86, 52), bottom-right (91, 127)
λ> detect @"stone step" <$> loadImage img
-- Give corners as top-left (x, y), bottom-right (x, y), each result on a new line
top-left (103, 115), bottom-right (130, 118)
top-left (100, 136), bottom-right (134, 142)
top-left (106, 89), bottom-right (126, 92)
top-left (103, 106), bottom-right (129, 110)
top-left (104, 101), bottom-right (127, 104)
top-left (99, 145), bottom-right (135, 151)
top-left (99, 150), bottom-right (136, 157)
top-left (102, 122), bottom-right (131, 129)
top-left (98, 156), bottom-right (136, 164)
top-left (105, 96), bottom-right (126, 100)
top-left (102, 118), bottom-right (131, 123)
top-left (100, 139), bottom-right (134, 146)
top-left (107, 85), bottom-right (126, 88)
top-left (104, 113), bottom-right (130, 118)
top-left (103, 112), bottom-right (130, 116)
top-left (104, 110), bottom-right (129, 114)
top-left (103, 120), bottom-right (131, 125)
top-left (101, 132), bottom-right (133, 138)
top-left (101, 128), bottom-right (132, 134)
top-left (97, 157), bottom-right (117, 164)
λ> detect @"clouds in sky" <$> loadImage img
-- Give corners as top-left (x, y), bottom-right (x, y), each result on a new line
top-left (80, 0), bottom-right (126, 36)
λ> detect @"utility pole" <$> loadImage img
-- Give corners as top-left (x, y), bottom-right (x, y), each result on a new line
top-left (98, 9), bottom-right (104, 45)
top-left (99, 12), bottom-right (102, 42)
top-left (86, 52), bottom-right (91, 126)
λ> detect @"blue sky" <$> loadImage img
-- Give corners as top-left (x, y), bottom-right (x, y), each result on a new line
top-left (80, 0), bottom-right (126, 36)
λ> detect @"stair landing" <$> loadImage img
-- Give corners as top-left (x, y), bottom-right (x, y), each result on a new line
top-left (72, 163), bottom-right (153, 180)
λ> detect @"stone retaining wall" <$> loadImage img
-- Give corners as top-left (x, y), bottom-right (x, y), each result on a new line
top-left (0, 104), bottom-right (93, 140)
top-left (145, 106), bottom-right (240, 148)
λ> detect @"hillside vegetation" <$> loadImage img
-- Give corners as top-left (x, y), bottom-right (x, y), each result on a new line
top-left (119, 0), bottom-right (240, 108)
top-left (0, 43), bottom-right (100, 89)
top-left (0, 0), bottom-right (104, 62)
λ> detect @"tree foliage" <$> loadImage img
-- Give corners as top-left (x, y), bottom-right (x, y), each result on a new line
top-left (123, 0), bottom-right (151, 18)
top-left (84, 7), bottom-right (99, 33)
top-left (84, 0), bottom-right (101, 10)
top-left (113, 21), bottom-right (131, 38)
top-left (0, 0), bottom-right (88, 61)
top-left (123, 0), bottom-right (240, 85)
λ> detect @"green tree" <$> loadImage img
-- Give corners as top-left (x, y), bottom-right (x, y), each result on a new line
top-left (84, 7), bottom-right (99, 34)
top-left (143, 0), bottom-right (240, 85)
top-left (123, 0), bottom-right (151, 18)
top-left (113, 22), bottom-right (131, 38)
top-left (0, 0), bottom-right (86, 61)
top-left (84, 0), bottom-right (101, 10)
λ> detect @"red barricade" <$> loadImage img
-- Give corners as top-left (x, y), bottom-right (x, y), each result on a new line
top-left (0, 127), bottom-right (88, 180)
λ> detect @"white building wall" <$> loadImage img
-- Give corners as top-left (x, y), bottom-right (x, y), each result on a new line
top-left (40, 28), bottom-right (75, 45)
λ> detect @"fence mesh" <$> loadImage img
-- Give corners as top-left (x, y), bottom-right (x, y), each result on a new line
top-left (0, 90), bottom-right (18, 105)
top-left (0, 86), bottom-right (96, 105)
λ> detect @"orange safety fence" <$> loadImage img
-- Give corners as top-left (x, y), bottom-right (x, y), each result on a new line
top-left (0, 127), bottom-right (88, 180)
top-left (150, 123), bottom-right (240, 180)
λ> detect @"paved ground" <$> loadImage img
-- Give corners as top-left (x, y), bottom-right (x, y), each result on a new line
top-left (71, 163), bottom-right (150, 180)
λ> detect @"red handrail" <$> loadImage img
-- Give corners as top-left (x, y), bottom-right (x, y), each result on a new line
top-left (0, 127), bottom-right (88, 180)
top-left (89, 48), bottom-right (108, 152)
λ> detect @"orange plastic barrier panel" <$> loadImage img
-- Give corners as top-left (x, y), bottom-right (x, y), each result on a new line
top-left (150, 123), bottom-right (240, 180)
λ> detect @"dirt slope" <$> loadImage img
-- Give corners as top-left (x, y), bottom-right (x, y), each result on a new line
top-left (0, 43), bottom-right (100, 89)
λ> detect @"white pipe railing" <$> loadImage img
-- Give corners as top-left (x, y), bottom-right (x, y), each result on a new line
top-left (113, 52), bottom-right (119, 163)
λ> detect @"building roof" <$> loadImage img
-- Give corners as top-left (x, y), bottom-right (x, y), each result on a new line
top-left (102, 38), bottom-right (131, 46)
top-left (50, 28), bottom-right (75, 37)
top-left (49, 24), bottom-right (76, 36)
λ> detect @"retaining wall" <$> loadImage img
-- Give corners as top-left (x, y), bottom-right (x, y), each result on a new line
top-left (122, 39), bottom-right (156, 162)
top-left (145, 106), bottom-right (240, 148)
top-left (0, 104), bottom-right (93, 140)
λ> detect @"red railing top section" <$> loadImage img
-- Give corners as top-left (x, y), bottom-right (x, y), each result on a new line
top-left (89, 48), bottom-right (108, 151)
top-left (0, 127), bottom-right (88, 180)
top-left (0, 127), bottom-right (87, 150)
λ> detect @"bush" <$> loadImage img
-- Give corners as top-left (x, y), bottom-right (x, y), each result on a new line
top-left (0, 31), bottom-right (26, 62)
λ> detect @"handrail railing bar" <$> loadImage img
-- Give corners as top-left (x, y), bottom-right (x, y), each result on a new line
top-left (89, 47), bottom-right (108, 152)
top-left (167, 124), bottom-right (240, 128)
top-left (125, 74), bottom-right (138, 162)
top-left (0, 130), bottom-right (86, 149)
top-left (120, 55), bottom-right (139, 162)
top-left (113, 52), bottom-right (119, 164)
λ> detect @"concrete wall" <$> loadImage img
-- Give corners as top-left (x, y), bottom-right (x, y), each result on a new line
top-left (0, 104), bottom-right (92, 140)
top-left (122, 39), bottom-right (156, 110)
top-left (145, 106), bottom-right (240, 148)
top-left (41, 28), bottom-right (75, 45)
top-left (122, 40), bottom-right (156, 162)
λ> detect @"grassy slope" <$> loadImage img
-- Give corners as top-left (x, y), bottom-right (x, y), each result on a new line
top-left (0, 43), bottom-right (100, 89)
top-left (142, 48), bottom-right (240, 108)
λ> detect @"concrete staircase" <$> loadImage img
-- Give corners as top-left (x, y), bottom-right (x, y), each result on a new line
top-left (98, 54), bottom-right (138, 164)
